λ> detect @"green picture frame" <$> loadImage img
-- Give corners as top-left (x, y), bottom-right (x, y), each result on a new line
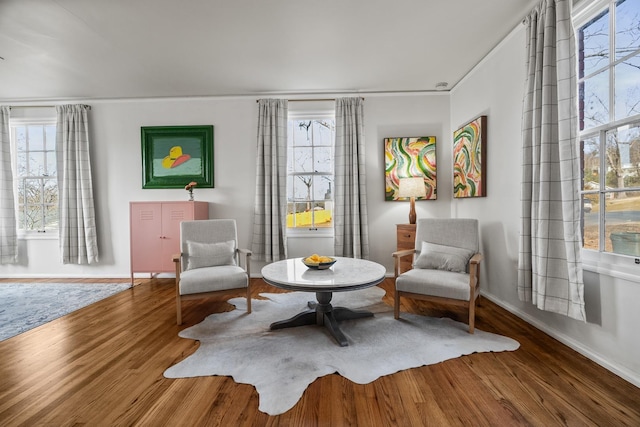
top-left (141, 125), bottom-right (214, 189)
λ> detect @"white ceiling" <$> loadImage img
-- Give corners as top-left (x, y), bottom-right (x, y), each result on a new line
top-left (0, 0), bottom-right (538, 102)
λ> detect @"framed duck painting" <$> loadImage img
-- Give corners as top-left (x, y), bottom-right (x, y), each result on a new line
top-left (141, 125), bottom-right (214, 189)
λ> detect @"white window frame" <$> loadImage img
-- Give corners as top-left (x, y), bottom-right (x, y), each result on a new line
top-left (286, 110), bottom-right (335, 237)
top-left (10, 117), bottom-right (58, 240)
top-left (574, 0), bottom-right (640, 279)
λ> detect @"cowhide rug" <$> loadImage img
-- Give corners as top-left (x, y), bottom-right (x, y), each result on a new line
top-left (164, 287), bottom-right (519, 415)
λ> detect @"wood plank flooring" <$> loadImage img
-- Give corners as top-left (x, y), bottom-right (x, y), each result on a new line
top-left (0, 277), bottom-right (638, 426)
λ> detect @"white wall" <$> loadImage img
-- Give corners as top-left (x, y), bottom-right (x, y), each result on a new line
top-left (1, 94), bottom-right (450, 278)
top-left (450, 25), bottom-right (640, 387)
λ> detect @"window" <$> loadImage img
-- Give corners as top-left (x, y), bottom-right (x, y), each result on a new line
top-left (286, 115), bottom-right (335, 231)
top-left (10, 120), bottom-right (58, 234)
top-left (577, 0), bottom-right (640, 256)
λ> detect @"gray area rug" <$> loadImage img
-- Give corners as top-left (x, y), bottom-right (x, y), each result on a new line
top-left (0, 282), bottom-right (131, 341)
top-left (164, 287), bottom-right (520, 415)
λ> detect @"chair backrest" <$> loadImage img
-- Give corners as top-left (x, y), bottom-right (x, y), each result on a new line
top-left (414, 218), bottom-right (479, 255)
top-left (180, 219), bottom-right (239, 266)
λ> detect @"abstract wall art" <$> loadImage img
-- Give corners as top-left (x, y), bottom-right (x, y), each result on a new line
top-left (141, 125), bottom-right (214, 189)
top-left (384, 136), bottom-right (437, 200)
top-left (453, 116), bottom-right (487, 198)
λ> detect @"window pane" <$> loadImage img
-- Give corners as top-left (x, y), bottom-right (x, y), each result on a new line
top-left (582, 136), bottom-right (601, 189)
top-left (28, 152), bottom-right (45, 176)
top-left (15, 126), bottom-right (27, 151)
top-left (581, 69), bottom-right (610, 130)
top-left (580, 8), bottom-right (610, 77)
top-left (583, 194), bottom-right (599, 250)
top-left (287, 146), bottom-right (294, 174)
top-left (312, 201), bottom-right (333, 228)
top-left (312, 175), bottom-right (332, 200)
top-left (312, 120), bottom-right (334, 146)
top-left (292, 120), bottom-right (312, 146)
top-left (605, 189), bottom-right (640, 255)
top-left (288, 202), bottom-right (313, 228)
top-left (28, 126), bottom-right (44, 150)
top-left (292, 147), bottom-right (313, 172)
top-left (606, 125), bottom-right (640, 189)
top-left (313, 146), bottom-right (331, 172)
top-left (45, 125), bottom-right (56, 150)
top-left (44, 204), bottom-right (58, 231)
top-left (615, 0), bottom-right (640, 60)
top-left (292, 175), bottom-right (312, 201)
top-left (615, 55), bottom-right (640, 121)
top-left (24, 204), bottom-right (42, 230)
top-left (43, 178), bottom-right (58, 204)
top-left (45, 151), bottom-right (56, 176)
top-left (16, 152), bottom-right (27, 177)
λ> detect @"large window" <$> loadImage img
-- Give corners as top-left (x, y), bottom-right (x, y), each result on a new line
top-left (578, 0), bottom-right (640, 256)
top-left (10, 120), bottom-right (58, 234)
top-left (286, 115), bottom-right (335, 231)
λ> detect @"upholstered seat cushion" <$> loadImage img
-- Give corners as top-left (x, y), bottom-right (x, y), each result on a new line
top-left (179, 265), bottom-right (247, 295)
top-left (396, 268), bottom-right (477, 301)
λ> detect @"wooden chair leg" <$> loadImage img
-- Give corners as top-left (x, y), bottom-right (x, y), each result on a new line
top-left (177, 296), bottom-right (182, 325)
top-left (394, 290), bottom-right (400, 319)
top-left (468, 299), bottom-right (475, 334)
top-left (246, 284), bottom-right (252, 313)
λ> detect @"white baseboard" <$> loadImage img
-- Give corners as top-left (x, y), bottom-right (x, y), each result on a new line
top-left (481, 291), bottom-right (640, 389)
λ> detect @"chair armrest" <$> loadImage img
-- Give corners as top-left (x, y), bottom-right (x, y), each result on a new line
top-left (237, 248), bottom-right (252, 277)
top-left (238, 248), bottom-right (252, 257)
top-left (392, 249), bottom-right (416, 259)
top-left (173, 253), bottom-right (183, 285)
top-left (468, 253), bottom-right (482, 290)
top-left (392, 249), bottom-right (416, 278)
top-left (469, 253), bottom-right (483, 264)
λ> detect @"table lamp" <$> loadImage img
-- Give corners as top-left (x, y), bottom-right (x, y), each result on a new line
top-left (398, 177), bottom-right (426, 224)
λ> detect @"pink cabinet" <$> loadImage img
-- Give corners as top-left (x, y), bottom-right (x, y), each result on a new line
top-left (130, 201), bottom-right (208, 283)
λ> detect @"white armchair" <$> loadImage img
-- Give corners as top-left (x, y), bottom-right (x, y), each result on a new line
top-left (392, 218), bottom-right (482, 333)
top-left (173, 219), bottom-right (251, 325)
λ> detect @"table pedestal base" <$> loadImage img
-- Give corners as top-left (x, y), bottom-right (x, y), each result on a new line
top-left (270, 291), bottom-right (373, 347)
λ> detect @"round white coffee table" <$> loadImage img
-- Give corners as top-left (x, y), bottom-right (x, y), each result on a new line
top-left (261, 257), bottom-right (386, 346)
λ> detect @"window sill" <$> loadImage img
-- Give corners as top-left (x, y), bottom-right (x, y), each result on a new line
top-left (286, 229), bottom-right (334, 238)
top-left (18, 232), bottom-right (58, 241)
top-left (581, 249), bottom-right (640, 283)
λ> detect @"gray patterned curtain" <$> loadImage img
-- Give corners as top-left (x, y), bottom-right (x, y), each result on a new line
top-left (56, 104), bottom-right (99, 264)
top-left (518, 0), bottom-right (585, 321)
top-left (251, 99), bottom-right (288, 262)
top-left (0, 106), bottom-right (17, 264)
top-left (334, 97), bottom-right (369, 259)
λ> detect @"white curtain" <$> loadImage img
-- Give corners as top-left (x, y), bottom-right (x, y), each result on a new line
top-left (0, 106), bottom-right (17, 264)
top-left (251, 99), bottom-right (288, 262)
top-left (334, 97), bottom-right (369, 259)
top-left (518, 0), bottom-right (585, 321)
top-left (56, 104), bottom-right (99, 264)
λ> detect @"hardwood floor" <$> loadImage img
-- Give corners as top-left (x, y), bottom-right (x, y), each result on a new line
top-left (0, 277), bottom-right (638, 426)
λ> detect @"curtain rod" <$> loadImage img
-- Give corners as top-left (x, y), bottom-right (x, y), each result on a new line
top-left (9, 105), bottom-right (92, 110)
top-left (256, 97), bottom-right (364, 103)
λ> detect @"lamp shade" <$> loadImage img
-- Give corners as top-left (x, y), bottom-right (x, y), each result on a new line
top-left (398, 177), bottom-right (426, 199)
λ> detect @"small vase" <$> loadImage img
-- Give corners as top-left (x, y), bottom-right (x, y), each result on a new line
top-left (188, 190), bottom-right (194, 201)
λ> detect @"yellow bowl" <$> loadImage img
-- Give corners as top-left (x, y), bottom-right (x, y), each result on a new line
top-left (302, 256), bottom-right (337, 270)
